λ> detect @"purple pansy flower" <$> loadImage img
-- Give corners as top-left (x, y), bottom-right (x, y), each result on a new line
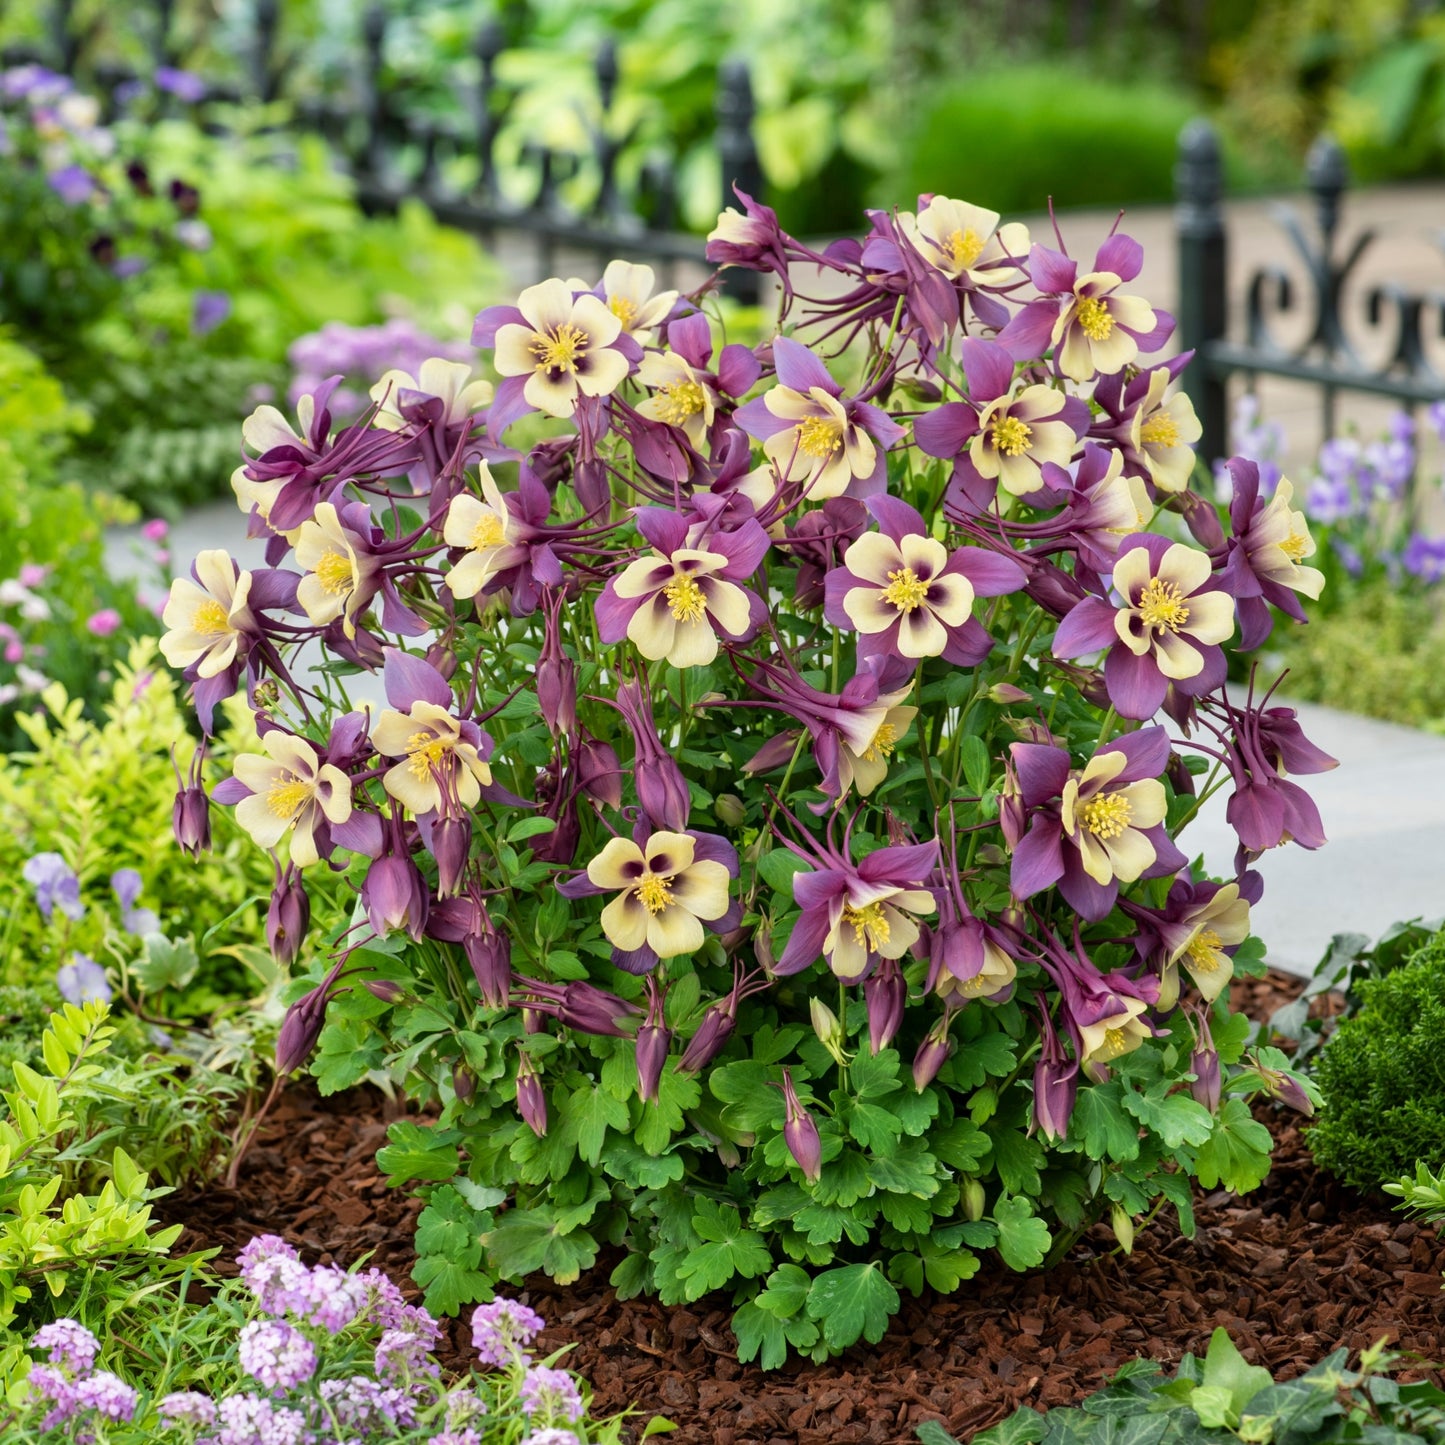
top-left (23, 852), bottom-right (83, 922)
top-left (58, 954), bottom-right (112, 1006)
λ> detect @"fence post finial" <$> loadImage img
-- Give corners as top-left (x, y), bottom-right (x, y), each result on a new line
top-left (252, 0), bottom-right (281, 102)
top-left (1306, 133), bottom-right (1349, 251)
top-left (1175, 118), bottom-right (1228, 465)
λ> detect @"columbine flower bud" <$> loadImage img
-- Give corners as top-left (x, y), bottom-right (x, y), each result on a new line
top-left (515, 1052), bottom-right (547, 1137)
top-left (987, 682), bottom-right (1030, 705)
top-left (266, 867), bottom-right (310, 967)
top-left (575, 737), bottom-right (623, 810)
top-left (912, 1016), bottom-right (955, 1092)
top-left (364, 980), bottom-right (404, 1004)
top-left (362, 855), bottom-right (429, 941)
top-left (1111, 1203), bottom-right (1136, 1255)
top-left (453, 1063), bottom-right (475, 1102)
top-left (637, 753), bottom-right (691, 834)
top-left (171, 744), bottom-right (211, 858)
top-left (536, 595), bottom-right (577, 737)
top-left (275, 961), bottom-right (346, 1075)
top-left (424, 642), bottom-right (458, 681)
top-left (465, 926), bottom-right (511, 1010)
top-left (778, 1068), bottom-right (822, 1183)
top-left (1032, 1056), bottom-right (1079, 1142)
top-left (636, 979), bottom-right (671, 1104)
top-left (432, 813), bottom-right (472, 898)
top-left (557, 981), bottom-right (640, 1038)
top-left (1253, 1054), bottom-right (1317, 1116)
top-left (864, 957), bottom-right (907, 1054)
top-left (809, 996), bottom-right (848, 1066)
top-left (573, 457), bottom-right (611, 515)
top-left (1190, 1042), bottom-right (1222, 1112)
top-left (961, 1177), bottom-right (986, 1222)
top-left (714, 793), bottom-right (747, 828)
top-left (678, 993), bottom-right (738, 1073)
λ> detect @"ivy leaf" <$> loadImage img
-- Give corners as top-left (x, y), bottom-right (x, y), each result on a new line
top-left (806, 1262), bottom-right (899, 1349)
top-left (732, 1301), bottom-right (820, 1370)
top-left (569, 1082), bottom-right (631, 1167)
top-left (1123, 1084), bottom-right (1216, 1150)
top-left (675, 1201), bottom-right (772, 1299)
top-left (968, 1409), bottom-right (1046, 1445)
top-left (1071, 1080), bottom-right (1142, 1162)
top-left (483, 1207), bottom-right (599, 1285)
top-left (992, 1195), bottom-right (1052, 1270)
top-left (1193, 1098), bottom-right (1273, 1194)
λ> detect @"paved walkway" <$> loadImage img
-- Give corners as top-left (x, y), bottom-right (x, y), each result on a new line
top-left (116, 494), bottom-right (1445, 981)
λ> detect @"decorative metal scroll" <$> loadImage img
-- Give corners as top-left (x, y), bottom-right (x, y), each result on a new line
top-left (1175, 123), bottom-right (1445, 462)
top-left (0, 0), bottom-right (763, 296)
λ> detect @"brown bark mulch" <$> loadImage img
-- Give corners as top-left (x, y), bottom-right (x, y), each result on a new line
top-left (158, 971), bottom-right (1445, 1445)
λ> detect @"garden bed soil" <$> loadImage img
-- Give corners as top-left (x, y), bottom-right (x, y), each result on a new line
top-left (159, 971), bottom-right (1445, 1445)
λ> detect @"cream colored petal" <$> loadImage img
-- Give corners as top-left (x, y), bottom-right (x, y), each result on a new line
top-left (444, 494), bottom-right (487, 549)
top-left (1075, 831), bottom-right (1114, 885)
top-left (842, 585), bottom-right (901, 635)
top-left (588, 836), bottom-right (647, 889)
top-left (571, 292), bottom-right (624, 348)
top-left (1119, 777), bottom-right (1166, 829)
top-left (195, 634), bottom-right (239, 679)
top-left (897, 606), bottom-right (948, 658)
top-left (1113, 607), bottom-right (1153, 657)
top-left (297, 574), bottom-right (344, 627)
top-left (667, 616), bottom-right (720, 669)
top-left (702, 577), bottom-right (752, 637)
top-left (382, 760), bottom-right (442, 815)
top-left (576, 343), bottom-right (631, 398)
top-left (523, 367), bottom-right (580, 419)
top-left (1110, 545), bottom-right (1155, 602)
top-left (897, 533), bottom-right (949, 577)
top-left (233, 753), bottom-right (285, 793)
top-left (288, 812), bottom-right (321, 869)
top-left (829, 927), bottom-right (870, 980)
top-left (493, 323), bottom-right (539, 378)
top-left (236, 793), bottom-right (293, 850)
top-left (371, 710), bottom-right (421, 757)
top-left (764, 386), bottom-right (822, 423)
top-left (1100, 825), bottom-right (1156, 883)
top-left (1057, 326), bottom-right (1095, 383)
top-left (876, 906), bottom-right (920, 959)
top-left (445, 553), bottom-right (489, 600)
top-left (601, 892), bottom-right (650, 951)
top-left (841, 531), bottom-right (905, 585)
top-left (516, 278), bottom-right (577, 334)
top-left (612, 554), bottom-right (674, 601)
top-left (1156, 542), bottom-right (1212, 597)
top-left (1153, 628), bottom-right (1205, 680)
top-left (645, 831), bottom-right (696, 874)
top-left (1078, 751), bottom-right (1130, 792)
top-left (1181, 588), bottom-right (1236, 646)
top-left (314, 764), bottom-right (354, 824)
top-left (194, 550), bottom-right (240, 609)
top-left (627, 599), bottom-right (678, 661)
top-left (242, 404), bottom-right (301, 453)
top-left (997, 451), bottom-right (1044, 497)
top-left (1088, 327), bottom-right (1139, 375)
top-left (924, 572), bottom-right (974, 627)
top-left (647, 903), bottom-right (704, 958)
top-left (1109, 294), bottom-right (1156, 333)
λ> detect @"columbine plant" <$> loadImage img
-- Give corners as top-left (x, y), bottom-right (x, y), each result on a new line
top-left (4, 1237), bottom-right (626, 1444)
top-left (163, 203), bottom-right (1330, 1361)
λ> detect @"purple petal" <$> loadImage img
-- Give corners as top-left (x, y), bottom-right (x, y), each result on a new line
top-left (689, 830), bottom-right (740, 875)
top-left (594, 583), bottom-right (641, 644)
top-left (734, 395), bottom-right (793, 443)
top-left (1028, 245), bottom-right (1078, 294)
top-left (484, 374), bottom-right (534, 439)
top-left (913, 402), bottom-right (978, 459)
top-left (712, 519), bottom-right (771, 580)
top-left (1052, 598), bottom-right (1120, 659)
top-left (776, 905), bottom-right (832, 976)
top-left (948, 546), bottom-right (1027, 598)
top-left (1141, 824), bottom-right (1187, 879)
top-left (939, 616), bottom-right (995, 667)
top-left (995, 300), bottom-right (1060, 362)
top-left (1099, 725), bottom-right (1170, 782)
top-left (667, 312), bottom-right (713, 368)
top-left (247, 568), bottom-right (300, 611)
top-left (866, 494), bottom-right (926, 544)
top-left (634, 507), bottom-right (690, 558)
top-left (383, 648), bottom-right (453, 710)
top-left (330, 812), bottom-right (384, 858)
top-left (212, 777), bottom-right (252, 805)
top-left (557, 871), bottom-right (608, 899)
top-left (472, 303), bottom-right (526, 347)
top-left (858, 840), bottom-right (939, 884)
top-left (1102, 646), bottom-right (1167, 721)
top-left (1095, 233), bottom-right (1143, 282)
top-left (1057, 854), bottom-right (1119, 921)
top-left (1011, 743), bottom-right (1071, 805)
top-left (958, 339), bottom-right (1014, 402)
top-left (1010, 817), bottom-right (1065, 898)
top-left (718, 344), bottom-right (763, 397)
top-left (793, 869), bottom-right (845, 913)
top-left (853, 399), bottom-right (906, 450)
top-left (771, 336), bottom-right (839, 396)
top-left (1131, 308), bottom-right (1176, 354)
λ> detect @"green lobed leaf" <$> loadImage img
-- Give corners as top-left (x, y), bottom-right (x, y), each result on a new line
top-left (1071, 1080), bottom-right (1143, 1162)
top-left (992, 1195), bottom-right (1051, 1271)
top-left (1193, 1098), bottom-right (1273, 1194)
top-left (805, 1261), bottom-right (900, 1350)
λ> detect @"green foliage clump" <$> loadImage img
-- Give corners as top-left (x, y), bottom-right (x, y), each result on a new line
top-left (1307, 929), bottom-right (1445, 1192)
top-left (1270, 581), bottom-right (1445, 732)
top-left (0, 1001), bottom-right (199, 1380)
top-left (893, 64), bottom-right (1206, 216)
top-left (925, 1330), bottom-right (1445, 1445)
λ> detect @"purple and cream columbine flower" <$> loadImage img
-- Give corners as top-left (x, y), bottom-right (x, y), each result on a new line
top-left (370, 357), bottom-right (493, 432)
top-left (599, 259), bottom-right (678, 342)
top-left (1217, 695), bottom-right (1334, 855)
top-left (736, 337), bottom-right (904, 500)
top-left (705, 186), bottom-right (791, 282)
top-left (912, 340), bottom-right (1089, 509)
top-left (1128, 873), bottom-right (1252, 1006)
top-left (370, 650), bottom-right (493, 816)
top-left (823, 495), bottom-right (1026, 665)
top-left (293, 500), bottom-right (384, 638)
top-left (596, 506), bottom-right (768, 669)
top-left (1008, 727), bottom-right (1185, 921)
top-left (218, 730), bottom-right (354, 868)
top-left (1218, 458), bottom-right (1325, 650)
top-left (159, 548), bottom-right (259, 680)
top-left (442, 463), bottom-right (529, 600)
top-left (1052, 535), bottom-right (1235, 720)
top-left (1031, 445), bottom-right (1154, 576)
top-left (483, 277), bottom-right (637, 419)
top-left (898, 196), bottom-right (1029, 290)
top-left (1032, 234), bottom-right (1160, 382)
top-left (776, 837), bottom-right (938, 982)
top-left (1131, 366), bottom-right (1202, 494)
top-left (1038, 936), bottom-right (1160, 1079)
top-left (574, 831), bottom-right (733, 965)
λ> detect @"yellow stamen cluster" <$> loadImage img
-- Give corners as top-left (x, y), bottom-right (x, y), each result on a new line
top-left (531, 323), bottom-right (589, 374)
top-left (653, 379), bottom-right (706, 427)
top-left (946, 226), bottom-right (985, 271)
top-left (315, 550), bottom-right (355, 597)
top-left (266, 775), bottom-right (311, 820)
top-left (192, 599), bottom-right (231, 636)
top-left (608, 295), bottom-right (639, 328)
top-left (1278, 531), bottom-right (1309, 562)
top-left (797, 416), bottom-right (843, 460)
top-left (1076, 295), bottom-right (1115, 341)
top-left (992, 415), bottom-right (1033, 457)
top-left (1140, 412), bottom-right (1180, 448)
top-left (663, 572), bottom-right (707, 623)
top-left (1099, 1026), bottom-right (1130, 1059)
top-left (842, 901), bottom-right (890, 951)
top-left (1185, 927), bottom-right (1225, 972)
top-left (861, 723), bottom-right (898, 764)
top-left (635, 873), bottom-right (675, 915)
top-left (1077, 790), bottom-right (1133, 840)
top-left (406, 731), bottom-right (452, 781)
top-left (471, 513), bottom-right (507, 550)
top-left (1137, 577), bottom-right (1191, 633)
top-left (881, 566), bottom-right (929, 613)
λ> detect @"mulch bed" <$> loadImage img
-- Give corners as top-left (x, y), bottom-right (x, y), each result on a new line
top-left (158, 971), bottom-right (1445, 1444)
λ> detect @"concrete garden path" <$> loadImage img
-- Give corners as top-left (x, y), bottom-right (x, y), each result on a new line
top-left (109, 499), bottom-right (1445, 982)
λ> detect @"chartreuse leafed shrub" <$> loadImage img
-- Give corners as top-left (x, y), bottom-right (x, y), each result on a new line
top-left (0, 1001), bottom-right (199, 1387)
top-left (1, 1236), bottom-right (646, 1444)
top-left (1307, 930), bottom-right (1445, 1193)
top-left (920, 1331), bottom-right (1445, 1445)
top-left (163, 193), bottom-right (1328, 1361)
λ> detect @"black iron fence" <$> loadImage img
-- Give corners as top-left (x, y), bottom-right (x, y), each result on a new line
top-left (0, 0), bottom-right (763, 297)
top-left (1176, 119), bottom-right (1445, 464)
